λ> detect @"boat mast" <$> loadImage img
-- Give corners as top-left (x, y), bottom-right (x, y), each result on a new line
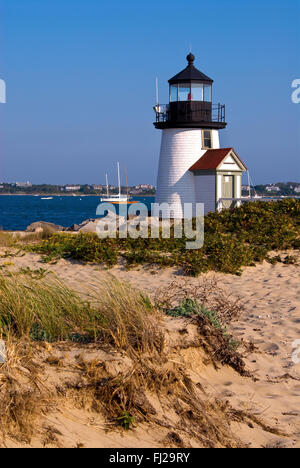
top-left (124, 166), bottom-right (129, 200)
top-left (247, 171), bottom-right (251, 198)
top-left (117, 162), bottom-right (121, 197)
top-left (105, 173), bottom-right (110, 197)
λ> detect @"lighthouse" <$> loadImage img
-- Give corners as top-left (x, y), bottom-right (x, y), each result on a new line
top-left (154, 53), bottom-right (247, 218)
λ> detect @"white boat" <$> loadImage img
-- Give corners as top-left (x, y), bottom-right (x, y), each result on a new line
top-left (41, 197), bottom-right (53, 200)
top-left (100, 162), bottom-right (137, 205)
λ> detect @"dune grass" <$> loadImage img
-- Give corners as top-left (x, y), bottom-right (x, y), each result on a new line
top-left (0, 274), bottom-right (280, 447)
top-left (0, 232), bottom-right (15, 248)
top-left (0, 274), bottom-right (162, 354)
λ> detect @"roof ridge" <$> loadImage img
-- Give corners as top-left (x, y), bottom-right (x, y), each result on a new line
top-left (169, 64), bottom-right (214, 84)
top-left (189, 148), bottom-right (247, 171)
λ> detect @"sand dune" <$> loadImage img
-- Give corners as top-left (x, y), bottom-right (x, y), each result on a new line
top-left (0, 249), bottom-right (299, 448)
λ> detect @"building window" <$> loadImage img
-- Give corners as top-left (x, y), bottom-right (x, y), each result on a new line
top-left (202, 130), bottom-right (212, 149)
top-left (170, 84), bottom-right (178, 102)
top-left (178, 83), bottom-right (191, 101)
top-left (204, 85), bottom-right (212, 102)
top-left (191, 83), bottom-right (203, 101)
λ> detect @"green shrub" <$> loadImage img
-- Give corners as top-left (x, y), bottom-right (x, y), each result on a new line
top-left (166, 298), bottom-right (222, 329)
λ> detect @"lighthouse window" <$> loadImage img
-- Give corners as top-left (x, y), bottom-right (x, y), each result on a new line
top-left (202, 130), bottom-right (212, 149)
top-left (178, 83), bottom-right (191, 102)
top-left (204, 85), bottom-right (212, 102)
top-left (170, 85), bottom-right (178, 102)
top-left (191, 83), bottom-right (203, 101)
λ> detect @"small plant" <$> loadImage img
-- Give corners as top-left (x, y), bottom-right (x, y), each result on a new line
top-left (19, 267), bottom-right (49, 279)
top-left (283, 255), bottom-right (298, 265)
top-left (117, 411), bottom-right (135, 430)
top-left (166, 298), bottom-right (239, 350)
top-left (166, 298), bottom-right (222, 330)
top-left (266, 255), bottom-right (282, 265)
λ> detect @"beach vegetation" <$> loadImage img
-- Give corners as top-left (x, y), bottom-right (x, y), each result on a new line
top-left (26, 199), bottom-right (300, 276)
top-left (0, 274), bottom-right (162, 354)
top-left (0, 232), bottom-right (15, 248)
top-left (117, 411), bottom-right (135, 430)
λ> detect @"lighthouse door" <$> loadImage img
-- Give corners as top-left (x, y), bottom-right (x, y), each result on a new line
top-left (222, 175), bottom-right (234, 208)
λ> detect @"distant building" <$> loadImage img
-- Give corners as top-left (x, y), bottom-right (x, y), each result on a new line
top-left (294, 186), bottom-right (300, 193)
top-left (15, 181), bottom-right (32, 188)
top-left (135, 184), bottom-right (155, 190)
top-left (65, 185), bottom-right (81, 192)
top-left (92, 185), bottom-right (105, 191)
top-left (265, 185), bottom-right (280, 192)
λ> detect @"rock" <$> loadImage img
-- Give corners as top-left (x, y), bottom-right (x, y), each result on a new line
top-left (0, 340), bottom-right (6, 364)
top-left (64, 224), bottom-right (81, 232)
top-left (65, 219), bottom-right (96, 232)
top-left (79, 221), bottom-right (99, 233)
top-left (26, 221), bottom-right (64, 233)
top-left (94, 214), bottom-right (127, 235)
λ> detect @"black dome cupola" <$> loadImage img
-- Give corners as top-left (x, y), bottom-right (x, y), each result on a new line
top-left (168, 53), bottom-right (213, 85)
top-left (154, 54), bottom-right (226, 130)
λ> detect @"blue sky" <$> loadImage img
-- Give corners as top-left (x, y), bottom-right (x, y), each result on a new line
top-left (0, 0), bottom-right (299, 186)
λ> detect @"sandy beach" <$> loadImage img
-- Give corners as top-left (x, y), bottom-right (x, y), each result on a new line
top-left (1, 247), bottom-right (299, 448)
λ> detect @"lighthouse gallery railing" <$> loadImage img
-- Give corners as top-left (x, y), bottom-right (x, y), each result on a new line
top-left (155, 103), bottom-right (226, 123)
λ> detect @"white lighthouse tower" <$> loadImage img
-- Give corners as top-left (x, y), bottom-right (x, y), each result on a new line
top-left (154, 54), bottom-right (246, 218)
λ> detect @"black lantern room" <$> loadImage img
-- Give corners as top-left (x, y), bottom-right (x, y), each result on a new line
top-left (154, 54), bottom-right (227, 129)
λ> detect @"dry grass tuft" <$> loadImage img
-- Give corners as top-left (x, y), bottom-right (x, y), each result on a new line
top-left (0, 273), bottom-right (163, 355)
top-left (0, 339), bottom-right (50, 443)
top-left (13, 229), bottom-right (54, 244)
top-left (85, 278), bottom-right (164, 355)
top-left (0, 273), bottom-right (92, 341)
top-left (155, 276), bottom-right (244, 325)
top-left (0, 232), bottom-right (15, 248)
top-left (68, 353), bottom-right (245, 448)
top-left (192, 315), bottom-right (249, 375)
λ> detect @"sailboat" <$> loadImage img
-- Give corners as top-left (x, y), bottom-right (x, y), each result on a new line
top-left (100, 162), bottom-right (138, 205)
top-left (241, 171), bottom-right (262, 200)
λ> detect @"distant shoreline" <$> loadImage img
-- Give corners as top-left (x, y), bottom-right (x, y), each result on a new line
top-left (0, 193), bottom-right (156, 197)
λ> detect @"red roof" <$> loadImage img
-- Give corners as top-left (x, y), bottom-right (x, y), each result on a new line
top-left (189, 148), bottom-right (247, 171)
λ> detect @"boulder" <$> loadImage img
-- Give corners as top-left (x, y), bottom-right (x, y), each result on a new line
top-left (26, 221), bottom-right (64, 233)
top-left (79, 220), bottom-right (99, 233)
top-left (65, 219), bottom-right (96, 232)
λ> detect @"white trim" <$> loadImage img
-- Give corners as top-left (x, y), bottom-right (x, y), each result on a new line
top-left (217, 150), bottom-right (247, 172)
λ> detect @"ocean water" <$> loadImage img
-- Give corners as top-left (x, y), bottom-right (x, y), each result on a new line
top-left (0, 196), bottom-right (155, 231)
